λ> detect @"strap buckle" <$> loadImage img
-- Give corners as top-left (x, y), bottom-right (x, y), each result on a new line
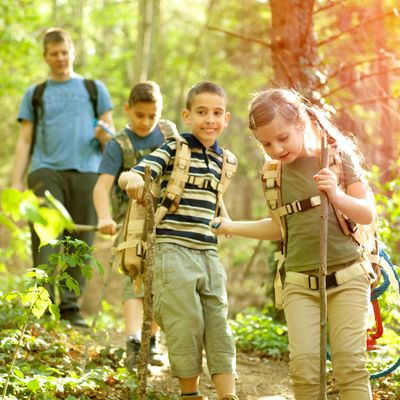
top-left (308, 275), bottom-right (319, 290)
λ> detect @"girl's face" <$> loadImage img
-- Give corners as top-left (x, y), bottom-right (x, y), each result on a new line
top-left (254, 115), bottom-right (307, 164)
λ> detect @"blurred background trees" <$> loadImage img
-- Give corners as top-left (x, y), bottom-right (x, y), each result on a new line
top-left (1, 0), bottom-right (399, 301)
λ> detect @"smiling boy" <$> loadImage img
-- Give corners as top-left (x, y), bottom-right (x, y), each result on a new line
top-left (118, 82), bottom-right (239, 400)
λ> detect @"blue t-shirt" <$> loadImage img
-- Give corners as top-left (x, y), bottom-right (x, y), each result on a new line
top-left (98, 124), bottom-right (165, 177)
top-left (18, 74), bottom-right (113, 173)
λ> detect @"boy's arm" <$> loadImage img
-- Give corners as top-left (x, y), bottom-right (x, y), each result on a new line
top-left (118, 170), bottom-right (145, 201)
top-left (93, 173), bottom-right (117, 235)
top-left (211, 216), bottom-right (281, 241)
top-left (11, 120), bottom-right (33, 191)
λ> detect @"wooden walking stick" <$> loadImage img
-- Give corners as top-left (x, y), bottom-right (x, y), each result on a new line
top-left (137, 166), bottom-right (156, 399)
top-left (319, 129), bottom-right (329, 400)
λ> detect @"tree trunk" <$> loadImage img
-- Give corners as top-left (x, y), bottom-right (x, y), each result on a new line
top-left (134, 0), bottom-right (154, 83)
top-left (374, 0), bottom-right (393, 181)
top-left (269, 0), bottom-right (319, 99)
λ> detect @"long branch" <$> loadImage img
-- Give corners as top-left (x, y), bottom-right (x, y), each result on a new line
top-left (317, 10), bottom-right (396, 47)
top-left (314, 55), bottom-right (394, 90)
top-left (325, 67), bottom-right (400, 97)
top-left (207, 25), bottom-right (271, 48)
top-left (314, 0), bottom-right (348, 14)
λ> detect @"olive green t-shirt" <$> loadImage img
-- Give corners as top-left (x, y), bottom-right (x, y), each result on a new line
top-left (282, 155), bottom-right (362, 272)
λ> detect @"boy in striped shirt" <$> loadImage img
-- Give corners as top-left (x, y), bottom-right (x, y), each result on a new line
top-left (119, 82), bottom-right (238, 400)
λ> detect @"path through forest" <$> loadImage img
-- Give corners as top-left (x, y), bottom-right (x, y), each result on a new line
top-left (86, 236), bottom-right (339, 400)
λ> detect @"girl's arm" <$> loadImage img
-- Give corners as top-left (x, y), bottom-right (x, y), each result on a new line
top-left (314, 168), bottom-right (375, 224)
top-left (211, 216), bottom-right (281, 241)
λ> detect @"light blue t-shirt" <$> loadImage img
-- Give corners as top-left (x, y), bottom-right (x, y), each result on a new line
top-left (98, 124), bottom-right (165, 177)
top-left (18, 74), bottom-right (113, 173)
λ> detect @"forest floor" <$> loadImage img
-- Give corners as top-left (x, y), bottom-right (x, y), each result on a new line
top-left (84, 236), bottom-right (340, 400)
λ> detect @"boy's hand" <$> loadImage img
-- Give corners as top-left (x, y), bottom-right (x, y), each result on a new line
top-left (313, 168), bottom-right (341, 201)
top-left (210, 217), bottom-right (232, 238)
top-left (121, 172), bottom-right (145, 201)
top-left (97, 217), bottom-right (117, 235)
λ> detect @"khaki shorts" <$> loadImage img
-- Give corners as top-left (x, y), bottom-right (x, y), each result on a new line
top-left (121, 275), bottom-right (144, 302)
top-left (153, 243), bottom-right (236, 378)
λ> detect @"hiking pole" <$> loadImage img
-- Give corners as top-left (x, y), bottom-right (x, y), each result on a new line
top-left (137, 166), bottom-right (156, 400)
top-left (319, 130), bottom-right (329, 400)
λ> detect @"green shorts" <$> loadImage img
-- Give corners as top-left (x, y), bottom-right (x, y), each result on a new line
top-left (153, 243), bottom-right (236, 378)
top-left (121, 275), bottom-right (144, 302)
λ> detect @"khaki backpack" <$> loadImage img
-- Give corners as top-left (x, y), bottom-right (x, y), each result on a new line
top-left (110, 119), bottom-right (179, 223)
top-left (261, 145), bottom-right (380, 308)
top-left (114, 134), bottom-right (238, 291)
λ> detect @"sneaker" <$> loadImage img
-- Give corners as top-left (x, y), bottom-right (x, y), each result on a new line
top-left (125, 336), bottom-right (141, 371)
top-left (60, 310), bottom-right (89, 328)
top-left (149, 335), bottom-right (164, 366)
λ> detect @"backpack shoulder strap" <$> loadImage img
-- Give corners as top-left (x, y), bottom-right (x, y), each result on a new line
top-left (158, 119), bottom-right (180, 140)
top-left (83, 79), bottom-right (98, 118)
top-left (30, 81), bottom-right (47, 155)
top-left (155, 135), bottom-right (191, 225)
top-left (215, 148), bottom-right (238, 216)
top-left (114, 130), bottom-right (136, 171)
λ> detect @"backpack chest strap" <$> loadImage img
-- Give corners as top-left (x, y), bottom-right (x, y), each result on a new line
top-left (274, 195), bottom-right (321, 217)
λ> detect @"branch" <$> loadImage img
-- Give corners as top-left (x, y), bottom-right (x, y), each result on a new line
top-left (314, 55), bottom-right (395, 89)
top-left (314, 0), bottom-right (348, 14)
top-left (137, 166), bottom-right (155, 400)
top-left (335, 95), bottom-right (390, 112)
top-left (325, 67), bottom-right (400, 97)
top-left (317, 10), bottom-right (397, 47)
top-left (207, 25), bottom-right (271, 48)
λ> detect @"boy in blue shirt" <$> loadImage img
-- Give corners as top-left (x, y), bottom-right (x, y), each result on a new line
top-left (11, 27), bottom-right (113, 327)
top-left (93, 81), bottom-right (174, 369)
top-left (119, 82), bottom-right (239, 400)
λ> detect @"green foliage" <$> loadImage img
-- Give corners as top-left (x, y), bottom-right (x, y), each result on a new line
top-left (230, 307), bottom-right (288, 358)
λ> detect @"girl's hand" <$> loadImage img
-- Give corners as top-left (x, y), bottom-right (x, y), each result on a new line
top-left (210, 217), bottom-right (232, 238)
top-left (313, 168), bottom-right (341, 201)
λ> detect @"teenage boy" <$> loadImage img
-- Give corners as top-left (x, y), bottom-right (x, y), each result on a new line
top-left (93, 81), bottom-right (173, 369)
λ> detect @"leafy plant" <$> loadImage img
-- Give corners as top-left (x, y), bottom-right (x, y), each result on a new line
top-left (230, 307), bottom-right (288, 358)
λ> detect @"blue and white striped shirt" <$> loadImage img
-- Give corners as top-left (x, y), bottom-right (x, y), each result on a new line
top-left (133, 133), bottom-right (233, 251)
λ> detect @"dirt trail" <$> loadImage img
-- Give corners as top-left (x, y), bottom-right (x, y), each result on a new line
top-left (85, 236), bottom-right (338, 400)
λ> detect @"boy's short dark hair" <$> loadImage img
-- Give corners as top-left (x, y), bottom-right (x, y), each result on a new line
top-left (43, 27), bottom-right (74, 53)
top-left (128, 81), bottom-right (163, 107)
top-left (186, 81), bottom-right (227, 110)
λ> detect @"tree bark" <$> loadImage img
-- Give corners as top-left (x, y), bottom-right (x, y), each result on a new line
top-left (137, 167), bottom-right (155, 399)
top-left (269, 0), bottom-right (319, 98)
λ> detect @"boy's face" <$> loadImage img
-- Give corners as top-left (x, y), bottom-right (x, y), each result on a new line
top-left (44, 41), bottom-right (75, 81)
top-left (182, 92), bottom-right (230, 148)
top-left (125, 101), bottom-right (161, 137)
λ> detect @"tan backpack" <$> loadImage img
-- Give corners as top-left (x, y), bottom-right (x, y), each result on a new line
top-left (114, 135), bottom-right (237, 291)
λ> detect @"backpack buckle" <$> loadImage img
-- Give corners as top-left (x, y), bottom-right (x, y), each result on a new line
top-left (285, 203), bottom-right (295, 215)
top-left (308, 275), bottom-right (319, 290)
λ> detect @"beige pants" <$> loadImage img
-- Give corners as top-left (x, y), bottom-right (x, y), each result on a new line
top-left (283, 272), bottom-right (373, 400)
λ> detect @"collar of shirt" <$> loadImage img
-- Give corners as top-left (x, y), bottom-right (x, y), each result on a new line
top-left (181, 132), bottom-right (222, 156)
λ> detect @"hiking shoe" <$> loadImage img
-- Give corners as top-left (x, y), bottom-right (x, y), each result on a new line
top-left (149, 335), bottom-right (164, 366)
top-left (220, 395), bottom-right (239, 400)
top-left (125, 336), bottom-right (141, 370)
top-left (60, 310), bottom-right (89, 328)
